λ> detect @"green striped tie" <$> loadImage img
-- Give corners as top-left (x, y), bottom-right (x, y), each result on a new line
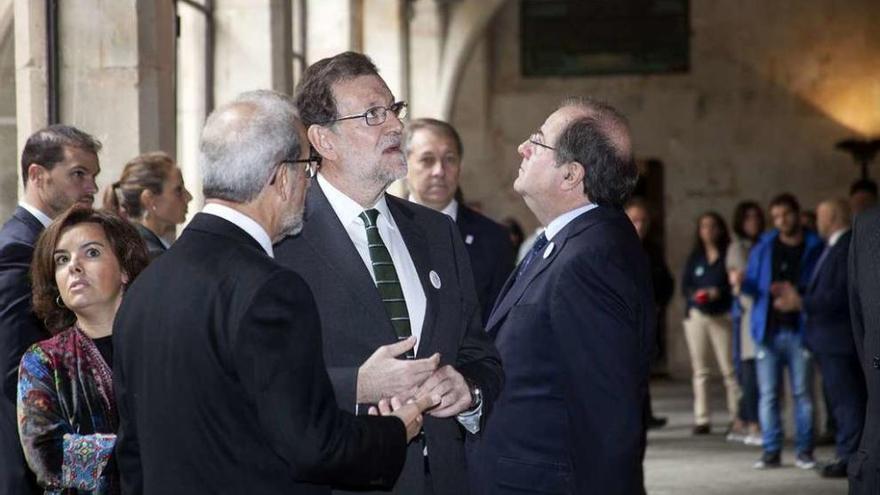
top-left (359, 209), bottom-right (415, 359)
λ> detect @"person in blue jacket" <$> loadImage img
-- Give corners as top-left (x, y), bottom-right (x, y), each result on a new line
top-left (741, 193), bottom-right (822, 470)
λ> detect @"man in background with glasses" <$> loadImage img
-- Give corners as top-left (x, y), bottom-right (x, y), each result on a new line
top-left (467, 98), bottom-right (655, 495)
top-left (276, 52), bottom-right (502, 495)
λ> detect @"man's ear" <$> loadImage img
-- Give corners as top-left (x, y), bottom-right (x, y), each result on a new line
top-left (308, 125), bottom-right (338, 163)
top-left (274, 163), bottom-right (291, 201)
top-left (27, 163), bottom-right (47, 184)
top-left (561, 161), bottom-right (585, 191)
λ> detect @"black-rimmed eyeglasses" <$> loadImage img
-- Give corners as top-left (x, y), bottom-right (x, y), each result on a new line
top-left (320, 101), bottom-right (408, 127)
top-left (270, 154), bottom-right (322, 185)
top-left (528, 132), bottom-right (556, 152)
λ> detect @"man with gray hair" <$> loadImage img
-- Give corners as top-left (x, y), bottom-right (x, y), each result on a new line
top-left (468, 98), bottom-right (655, 494)
top-left (113, 90), bottom-right (435, 494)
top-left (0, 124), bottom-right (101, 494)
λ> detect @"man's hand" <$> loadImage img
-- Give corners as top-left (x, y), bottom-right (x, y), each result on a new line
top-left (728, 269), bottom-right (744, 294)
top-left (772, 281), bottom-right (802, 312)
top-left (414, 365), bottom-right (472, 418)
top-left (357, 336), bottom-right (440, 404)
top-left (373, 395), bottom-right (441, 443)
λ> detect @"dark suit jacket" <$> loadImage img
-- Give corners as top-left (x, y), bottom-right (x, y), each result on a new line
top-left (0, 206), bottom-right (46, 495)
top-left (134, 223), bottom-right (167, 260)
top-left (274, 183), bottom-right (503, 495)
top-left (468, 206), bottom-right (655, 495)
top-left (455, 205), bottom-right (515, 325)
top-left (848, 206), bottom-right (880, 494)
top-left (113, 213), bottom-right (407, 495)
top-left (803, 230), bottom-right (854, 355)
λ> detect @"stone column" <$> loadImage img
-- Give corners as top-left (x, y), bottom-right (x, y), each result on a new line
top-left (306, 0), bottom-right (357, 63)
top-left (0, 0), bottom-right (16, 218)
top-left (14, 0), bottom-right (176, 204)
top-left (362, 0), bottom-right (406, 99)
top-left (212, 0), bottom-right (292, 106)
top-left (407, 0), bottom-right (443, 118)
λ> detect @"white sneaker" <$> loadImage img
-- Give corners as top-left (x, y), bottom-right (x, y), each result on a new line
top-left (726, 431), bottom-right (746, 442)
top-left (795, 453), bottom-right (817, 470)
top-left (744, 433), bottom-right (763, 447)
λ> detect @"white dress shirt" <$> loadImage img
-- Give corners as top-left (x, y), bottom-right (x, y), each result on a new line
top-left (18, 202), bottom-right (52, 228)
top-left (322, 176), bottom-right (482, 432)
top-left (202, 203), bottom-right (274, 258)
top-left (318, 174), bottom-right (427, 352)
top-left (544, 203), bottom-right (598, 241)
top-left (407, 196), bottom-right (459, 221)
top-left (828, 228), bottom-right (849, 247)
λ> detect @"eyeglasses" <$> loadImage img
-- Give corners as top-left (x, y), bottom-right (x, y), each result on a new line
top-left (528, 132), bottom-right (556, 152)
top-left (321, 101), bottom-right (408, 127)
top-left (270, 154), bottom-right (322, 185)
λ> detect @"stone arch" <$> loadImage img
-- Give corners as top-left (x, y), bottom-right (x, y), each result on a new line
top-left (436, 0), bottom-right (509, 120)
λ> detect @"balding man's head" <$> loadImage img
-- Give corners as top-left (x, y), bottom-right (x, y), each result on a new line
top-left (200, 90), bottom-right (302, 203)
top-left (554, 98), bottom-right (637, 208)
top-left (816, 198), bottom-right (851, 240)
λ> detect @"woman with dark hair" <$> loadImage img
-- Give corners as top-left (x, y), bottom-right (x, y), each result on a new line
top-left (725, 201), bottom-right (766, 445)
top-left (682, 211), bottom-right (740, 435)
top-left (103, 151), bottom-right (192, 259)
top-left (17, 206), bottom-right (149, 494)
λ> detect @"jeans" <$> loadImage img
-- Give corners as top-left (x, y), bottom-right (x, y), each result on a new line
top-left (756, 330), bottom-right (813, 454)
top-left (737, 358), bottom-right (759, 423)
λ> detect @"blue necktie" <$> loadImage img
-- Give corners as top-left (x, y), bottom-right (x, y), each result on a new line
top-left (515, 233), bottom-right (548, 281)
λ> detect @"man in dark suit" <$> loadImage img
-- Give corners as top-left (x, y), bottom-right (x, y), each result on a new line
top-left (848, 204), bottom-right (880, 494)
top-left (775, 198), bottom-right (865, 478)
top-left (113, 90), bottom-right (433, 495)
top-left (275, 52), bottom-right (503, 495)
top-left (467, 98), bottom-right (654, 495)
top-left (0, 125), bottom-right (101, 494)
top-left (404, 118), bottom-right (515, 324)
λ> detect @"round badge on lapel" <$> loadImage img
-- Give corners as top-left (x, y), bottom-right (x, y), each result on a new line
top-left (429, 270), bottom-right (442, 289)
top-left (543, 242), bottom-right (555, 259)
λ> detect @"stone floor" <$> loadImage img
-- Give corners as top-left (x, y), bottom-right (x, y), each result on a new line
top-left (644, 380), bottom-right (847, 495)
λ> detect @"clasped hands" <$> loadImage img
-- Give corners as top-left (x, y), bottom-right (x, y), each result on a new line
top-left (770, 281), bottom-right (802, 312)
top-left (358, 336), bottom-right (474, 441)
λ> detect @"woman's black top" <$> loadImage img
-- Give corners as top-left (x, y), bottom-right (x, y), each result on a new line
top-left (681, 249), bottom-right (732, 316)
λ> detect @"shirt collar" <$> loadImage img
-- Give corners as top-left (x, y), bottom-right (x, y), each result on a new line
top-left (828, 228), bottom-right (849, 247)
top-left (544, 203), bottom-right (598, 241)
top-left (18, 201), bottom-right (52, 228)
top-left (440, 199), bottom-right (458, 220)
top-left (318, 173), bottom-right (396, 230)
top-left (408, 195), bottom-right (459, 221)
top-left (201, 203), bottom-right (274, 258)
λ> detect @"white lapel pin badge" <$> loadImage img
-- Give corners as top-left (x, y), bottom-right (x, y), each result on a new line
top-left (465, 234), bottom-right (474, 245)
top-left (543, 242), bottom-right (555, 259)
top-left (429, 270), bottom-right (442, 289)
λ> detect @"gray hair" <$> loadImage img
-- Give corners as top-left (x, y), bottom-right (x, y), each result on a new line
top-left (200, 90), bottom-right (301, 203)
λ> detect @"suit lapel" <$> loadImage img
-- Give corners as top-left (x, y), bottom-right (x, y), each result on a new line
top-left (485, 207), bottom-right (607, 336)
top-left (386, 197), bottom-right (438, 358)
top-left (486, 234), bottom-right (565, 336)
top-left (13, 206), bottom-right (45, 239)
top-left (301, 184), bottom-right (397, 339)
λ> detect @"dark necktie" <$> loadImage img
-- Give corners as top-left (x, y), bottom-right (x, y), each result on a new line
top-left (515, 233), bottom-right (548, 282)
top-left (808, 244), bottom-right (832, 288)
top-left (359, 209), bottom-right (415, 359)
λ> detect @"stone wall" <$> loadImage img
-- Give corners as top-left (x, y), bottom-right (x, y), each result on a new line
top-left (450, 0), bottom-right (880, 377)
